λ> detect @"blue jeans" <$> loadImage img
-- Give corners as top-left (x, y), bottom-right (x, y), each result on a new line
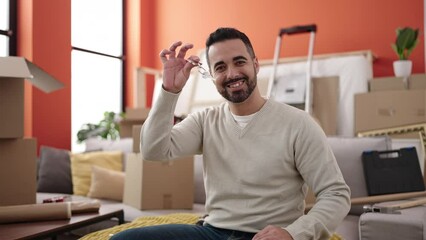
top-left (110, 223), bottom-right (256, 240)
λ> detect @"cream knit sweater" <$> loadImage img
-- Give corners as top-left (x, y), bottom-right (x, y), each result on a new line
top-left (141, 88), bottom-right (350, 240)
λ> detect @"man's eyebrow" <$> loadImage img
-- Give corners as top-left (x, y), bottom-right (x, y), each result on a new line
top-left (233, 56), bottom-right (248, 61)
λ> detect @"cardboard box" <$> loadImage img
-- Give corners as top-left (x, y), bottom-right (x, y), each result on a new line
top-left (132, 125), bottom-right (143, 153)
top-left (0, 138), bottom-right (37, 206)
top-left (123, 153), bottom-right (194, 210)
top-left (409, 74), bottom-right (426, 89)
top-left (125, 107), bottom-right (150, 120)
top-left (312, 76), bottom-right (339, 136)
top-left (0, 57), bottom-right (64, 138)
top-left (369, 74), bottom-right (426, 92)
top-left (119, 120), bottom-right (145, 138)
top-left (355, 90), bottom-right (426, 133)
top-left (369, 76), bottom-right (405, 92)
top-left (119, 108), bottom-right (150, 138)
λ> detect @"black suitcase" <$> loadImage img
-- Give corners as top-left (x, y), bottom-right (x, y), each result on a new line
top-left (362, 147), bottom-right (425, 196)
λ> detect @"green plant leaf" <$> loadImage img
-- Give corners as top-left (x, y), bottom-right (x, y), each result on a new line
top-left (76, 111), bottom-right (124, 143)
top-left (392, 27), bottom-right (419, 60)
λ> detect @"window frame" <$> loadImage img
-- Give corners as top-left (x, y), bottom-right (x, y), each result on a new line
top-left (71, 0), bottom-right (125, 112)
top-left (0, 0), bottom-right (17, 56)
top-left (70, 0), bottom-right (125, 152)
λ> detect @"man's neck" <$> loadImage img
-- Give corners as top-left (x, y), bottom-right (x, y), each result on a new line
top-left (229, 89), bottom-right (266, 116)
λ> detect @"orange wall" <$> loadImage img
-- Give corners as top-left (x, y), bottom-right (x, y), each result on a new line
top-left (18, 0), bottom-right (425, 152)
top-left (150, 0), bottom-right (424, 79)
top-left (125, 0), bottom-right (157, 107)
top-left (32, 0), bottom-right (71, 151)
top-left (19, 0), bottom-right (71, 152)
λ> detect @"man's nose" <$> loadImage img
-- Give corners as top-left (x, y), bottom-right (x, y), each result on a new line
top-left (225, 66), bottom-right (240, 79)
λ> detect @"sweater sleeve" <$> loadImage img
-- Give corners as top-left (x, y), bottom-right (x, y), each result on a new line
top-left (140, 87), bottom-right (203, 161)
top-left (284, 114), bottom-right (351, 240)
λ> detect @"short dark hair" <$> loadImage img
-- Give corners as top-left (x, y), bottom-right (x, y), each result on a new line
top-left (205, 27), bottom-right (256, 67)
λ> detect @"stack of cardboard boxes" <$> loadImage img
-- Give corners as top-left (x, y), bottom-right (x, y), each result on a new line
top-left (0, 57), bottom-right (63, 206)
top-left (355, 74), bottom-right (426, 134)
top-left (122, 108), bottom-right (194, 210)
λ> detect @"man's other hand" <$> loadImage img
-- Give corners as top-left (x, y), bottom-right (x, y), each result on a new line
top-left (252, 225), bottom-right (294, 240)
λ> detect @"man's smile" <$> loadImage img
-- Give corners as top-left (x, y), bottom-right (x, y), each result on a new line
top-left (224, 78), bottom-right (247, 90)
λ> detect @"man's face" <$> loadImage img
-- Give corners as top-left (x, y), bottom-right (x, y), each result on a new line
top-left (207, 39), bottom-right (259, 103)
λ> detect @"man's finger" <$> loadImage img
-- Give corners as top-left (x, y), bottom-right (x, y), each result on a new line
top-left (159, 49), bottom-right (171, 63)
top-left (176, 43), bottom-right (194, 59)
top-left (168, 41), bottom-right (182, 59)
top-left (252, 226), bottom-right (273, 240)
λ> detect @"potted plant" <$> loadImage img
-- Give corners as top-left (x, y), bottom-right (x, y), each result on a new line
top-left (391, 27), bottom-right (419, 79)
top-left (77, 111), bottom-right (124, 143)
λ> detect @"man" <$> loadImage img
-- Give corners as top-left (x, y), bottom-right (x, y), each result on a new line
top-left (112, 27), bottom-right (350, 240)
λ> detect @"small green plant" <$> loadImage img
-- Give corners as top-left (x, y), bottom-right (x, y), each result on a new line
top-left (77, 111), bottom-right (125, 143)
top-left (391, 27), bottom-right (419, 60)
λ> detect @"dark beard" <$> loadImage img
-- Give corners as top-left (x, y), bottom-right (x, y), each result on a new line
top-left (219, 76), bottom-right (257, 103)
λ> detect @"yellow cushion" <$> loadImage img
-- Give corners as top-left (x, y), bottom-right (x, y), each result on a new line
top-left (70, 151), bottom-right (122, 196)
top-left (80, 213), bottom-right (200, 240)
top-left (87, 165), bottom-right (125, 201)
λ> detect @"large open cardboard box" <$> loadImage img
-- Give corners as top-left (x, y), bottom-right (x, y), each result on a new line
top-left (0, 57), bottom-right (64, 138)
top-left (0, 138), bottom-right (37, 206)
top-left (123, 153), bottom-right (194, 210)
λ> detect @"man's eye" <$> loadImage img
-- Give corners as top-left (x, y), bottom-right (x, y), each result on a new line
top-left (215, 65), bottom-right (226, 73)
top-left (236, 61), bottom-right (246, 66)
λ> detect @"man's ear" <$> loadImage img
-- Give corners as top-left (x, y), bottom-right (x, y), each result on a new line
top-left (254, 57), bottom-right (260, 74)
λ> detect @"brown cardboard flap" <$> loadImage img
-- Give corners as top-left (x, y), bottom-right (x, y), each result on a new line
top-left (0, 57), bottom-right (64, 93)
top-left (25, 60), bottom-right (64, 93)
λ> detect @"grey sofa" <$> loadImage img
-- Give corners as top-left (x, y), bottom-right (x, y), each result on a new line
top-left (325, 136), bottom-right (392, 240)
top-left (37, 136), bottom-right (424, 239)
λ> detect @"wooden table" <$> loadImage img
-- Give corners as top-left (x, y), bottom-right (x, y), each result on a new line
top-left (0, 207), bottom-right (124, 240)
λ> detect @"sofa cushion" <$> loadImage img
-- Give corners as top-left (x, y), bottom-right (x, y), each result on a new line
top-left (37, 146), bottom-right (73, 194)
top-left (327, 136), bottom-right (391, 215)
top-left (335, 215), bottom-right (360, 240)
top-left (70, 151), bottom-right (123, 196)
top-left (87, 165), bottom-right (125, 201)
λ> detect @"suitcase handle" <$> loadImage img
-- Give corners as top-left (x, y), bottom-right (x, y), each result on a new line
top-left (363, 147), bottom-right (416, 156)
top-left (279, 24), bottom-right (317, 36)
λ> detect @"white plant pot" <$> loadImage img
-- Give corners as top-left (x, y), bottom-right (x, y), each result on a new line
top-left (393, 60), bottom-right (412, 78)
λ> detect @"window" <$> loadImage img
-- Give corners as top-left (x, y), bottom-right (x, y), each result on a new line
top-left (0, 0), bottom-right (16, 56)
top-left (71, 0), bottom-right (124, 152)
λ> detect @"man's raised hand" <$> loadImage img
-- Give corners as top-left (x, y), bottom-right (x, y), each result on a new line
top-left (159, 41), bottom-right (200, 93)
